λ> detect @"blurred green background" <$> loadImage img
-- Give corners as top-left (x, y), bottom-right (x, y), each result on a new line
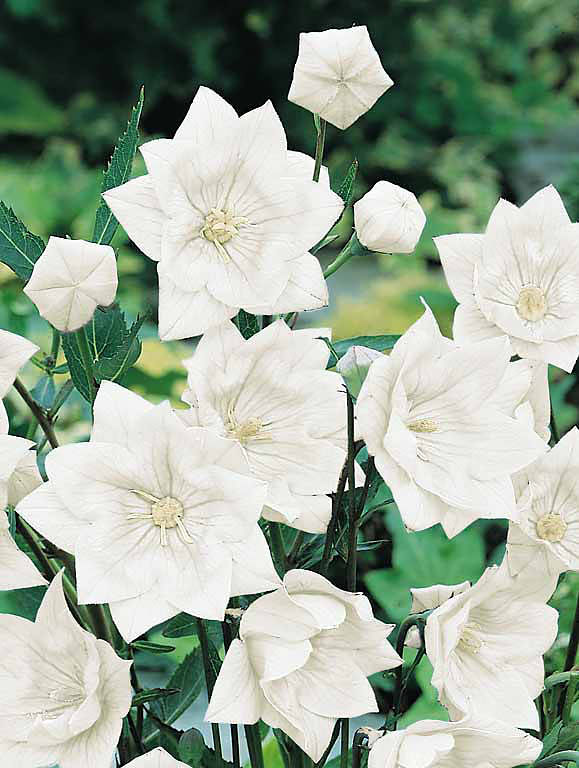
top-left (1, 0), bottom-right (578, 737)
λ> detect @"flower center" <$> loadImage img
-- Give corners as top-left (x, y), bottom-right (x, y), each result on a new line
top-left (458, 621), bottom-right (484, 654)
top-left (407, 418), bottom-right (438, 433)
top-left (225, 404), bottom-right (270, 445)
top-left (201, 207), bottom-right (249, 262)
top-left (128, 491), bottom-right (193, 547)
top-left (516, 285), bottom-right (547, 322)
top-left (536, 513), bottom-right (567, 542)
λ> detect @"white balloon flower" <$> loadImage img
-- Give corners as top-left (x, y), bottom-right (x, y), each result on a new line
top-left (508, 425), bottom-right (579, 578)
top-left (354, 181), bottom-right (426, 254)
top-left (0, 571), bottom-right (132, 768)
top-left (206, 569), bottom-right (401, 762)
top-left (0, 328), bottom-right (38, 431)
top-left (103, 87), bottom-right (343, 340)
top-left (288, 26), bottom-right (393, 130)
top-left (336, 345), bottom-right (383, 397)
top-left (24, 237), bottom-right (118, 332)
top-left (17, 381), bottom-right (279, 642)
top-left (356, 303), bottom-right (548, 537)
top-left (182, 319), bottom-right (363, 534)
top-left (435, 184), bottom-right (579, 371)
top-left (368, 716), bottom-right (542, 768)
top-left (425, 560), bottom-right (558, 729)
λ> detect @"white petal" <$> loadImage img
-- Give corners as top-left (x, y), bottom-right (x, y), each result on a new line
top-left (122, 748), bottom-right (190, 767)
top-left (174, 86), bottom-right (239, 143)
top-left (453, 300), bottom-right (505, 345)
top-left (206, 640), bottom-right (264, 723)
top-left (0, 510), bottom-right (46, 589)
top-left (434, 233), bottom-right (483, 302)
top-left (109, 590), bottom-right (178, 643)
top-left (228, 526), bottom-right (281, 597)
top-left (102, 175), bottom-right (165, 261)
top-left (248, 252), bottom-right (329, 314)
top-left (91, 380), bottom-right (155, 447)
top-left (16, 480), bottom-right (83, 552)
top-left (0, 329), bottom-right (38, 398)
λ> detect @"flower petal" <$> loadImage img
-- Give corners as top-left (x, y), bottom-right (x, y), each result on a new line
top-left (102, 175), bottom-right (165, 261)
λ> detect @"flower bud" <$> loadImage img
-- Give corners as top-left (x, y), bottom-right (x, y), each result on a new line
top-left (288, 26), bottom-right (393, 130)
top-left (24, 236), bottom-right (118, 332)
top-left (354, 181), bottom-right (426, 253)
top-left (337, 345), bottom-right (382, 397)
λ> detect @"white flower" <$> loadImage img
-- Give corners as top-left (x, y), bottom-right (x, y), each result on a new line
top-left (354, 182), bottom-right (426, 254)
top-left (435, 185), bottom-right (579, 371)
top-left (206, 569), bottom-right (401, 762)
top-left (17, 381), bottom-right (279, 642)
top-left (405, 581), bottom-right (471, 649)
top-left (355, 304), bottom-right (547, 537)
top-left (0, 433), bottom-right (44, 590)
top-left (23, 237), bottom-right (118, 333)
top-left (368, 716), bottom-right (542, 768)
top-left (123, 747), bottom-right (188, 767)
top-left (288, 26), bottom-right (393, 130)
top-left (0, 570), bottom-right (131, 768)
top-left (0, 329), bottom-right (38, 431)
top-left (425, 560), bottom-right (558, 729)
top-left (337, 345), bottom-right (383, 397)
top-left (182, 319), bottom-right (362, 534)
top-left (102, 87), bottom-right (343, 340)
top-left (508, 426), bottom-right (579, 578)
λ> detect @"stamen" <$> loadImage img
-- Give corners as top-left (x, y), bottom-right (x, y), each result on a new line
top-left (407, 418), bottom-right (438, 433)
top-left (516, 285), bottom-right (547, 322)
top-left (201, 207), bottom-right (249, 262)
top-left (128, 491), bottom-right (192, 547)
top-left (225, 403), bottom-right (271, 445)
top-left (536, 513), bottom-right (567, 543)
top-left (458, 621), bottom-right (484, 654)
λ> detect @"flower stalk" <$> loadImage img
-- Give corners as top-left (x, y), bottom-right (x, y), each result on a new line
top-left (323, 234), bottom-right (366, 280)
top-left (13, 376), bottom-right (59, 448)
top-left (196, 618), bottom-right (223, 767)
top-left (564, 590), bottom-right (579, 671)
top-left (313, 116), bottom-right (327, 183)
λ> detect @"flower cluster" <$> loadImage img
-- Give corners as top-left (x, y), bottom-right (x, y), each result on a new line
top-left (0, 19), bottom-right (576, 768)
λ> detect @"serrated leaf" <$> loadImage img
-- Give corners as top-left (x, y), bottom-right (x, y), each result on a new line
top-left (540, 722), bottom-right (564, 757)
top-left (132, 687), bottom-right (180, 706)
top-left (93, 88), bottom-right (144, 245)
top-left (130, 640), bottom-right (176, 654)
top-left (326, 334), bottom-right (401, 368)
top-left (336, 159), bottom-right (359, 206)
top-left (0, 202), bottom-right (44, 281)
top-left (30, 376), bottom-right (56, 410)
top-left (93, 313), bottom-right (144, 382)
top-left (233, 309), bottom-right (260, 340)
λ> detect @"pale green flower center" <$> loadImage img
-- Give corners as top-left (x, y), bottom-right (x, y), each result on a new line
top-left (407, 418), bottom-right (438, 433)
top-left (128, 491), bottom-right (193, 547)
top-left (201, 207), bottom-right (249, 262)
top-left (458, 621), bottom-right (483, 654)
top-left (516, 285), bottom-right (547, 322)
top-left (536, 513), bottom-right (567, 543)
top-left (225, 404), bottom-right (270, 445)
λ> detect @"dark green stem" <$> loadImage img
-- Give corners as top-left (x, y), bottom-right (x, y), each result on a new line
top-left (244, 725), bottom-right (265, 768)
top-left (269, 522), bottom-right (287, 577)
top-left (346, 393), bottom-right (358, 592)
top-left (50, 328), bottom-right (61, 361)
top-left (339, 718), bottom-right (349, 768)
top-left (320, 460), bottom-right (349, 576)
top-left (222, 620), bottom-right (241, 768)
top-left (323, 240), bottom-right (354, 279)
top-left (391, 615), bottom-right (426, 726)
top-left (288, 531), bottom-right (305, 566)
top-left (313, 117), bottom-right (327, 183)
top-left (196, 618), bottom-right (223, 767)
top-left (564, 590), bottom-right (579, 671)
top-left (13, 377), bottom-right (59, 448)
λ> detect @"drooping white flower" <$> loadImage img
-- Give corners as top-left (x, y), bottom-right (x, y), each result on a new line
top-left (508, 426), bottom-right (579, 578)
top-left (182, 319), bottom-right (362, 534)
top-left (0, 329), bottom-right (39, 431)
top-left (206, 569), bottom-right (401, 762)
top-left (354, 181), bottom-right (426, 254)
top-left (435, 185), bottom-right (579, 371)
top-left (367, 715), bottom-right (542, 768)
top-left (123, 747), bottom-right (188, 767)
top-left (17, 381), bottom-right (279, 642)
top-left (425, 560), bottom-right (558, 729)
top-left (0, 433), bottom-right (44, 590)
top-left (102, 87), bottom-right (343, 340)
top-left (337, 345), bottom-right (383, 397)
top-left (405, 581), bottom-right (471, 649)
top-left (23, 237), bottom-right (118, 333)
top-left (288, 26), bottom-right (394, 130)
top-left (0, 571), bottom-right (131, 768)
top-left (355, 304), bottom-right (547, 537)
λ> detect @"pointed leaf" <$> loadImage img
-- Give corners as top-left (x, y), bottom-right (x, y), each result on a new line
top-left (132, 687), bottom-right (180, 706)
top-left (234, 310), bottom-right (260, 339)
top-left (336, 159), bottom-right (359, 206)
top-left (0, 202), bottom-right (44, 281)
top-left (327, 334), bottom-right (401, 368)
top-left (30, 376), bottom-right (56, 410)
top-left (130, 640), bottom-right (176, 654)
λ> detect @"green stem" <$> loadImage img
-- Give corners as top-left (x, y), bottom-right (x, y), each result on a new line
top-left (222, 620), bottom-right (241, 768)
top-left (196, 618), bottom-right (223, 767)
top-left (76, 326), bottom-right (96, 405)
top-left (13, 377), bottom-right (59, 449)
top-left (391, 615), bottom-right (426, 726)
top-left (25, 416), bottom-right (38, 440)
top-left (320, 460), bottom-right (349, 576)
top-left (339, 718), bottom-right (349, 768)
top-left (50, 328), bottom-right (61, 362)
top-left (532, 752), bottom-right (579, 767)
top-left (351, 730), bottom-right (369, 768)
top-left (562, 671), bottom-right (578, 725)
top-left (564, 590), bottom-right (579, 671)
top-left (269, 522), bottom-right (288, 576)
top-left (314, 721), bottom-right (341, 768)
top-left (346, 393), bottom-right (358, 592)
top-left (313, 117), bottom-right (327, 183)
top-left (323, 240), bottom-right (354, 280)
top-left (288, 531), bottom-right (305, 566)
top-left (86, 603), bottom-right (118, 647)
top-left (244, 725), bottom-right (265, 768)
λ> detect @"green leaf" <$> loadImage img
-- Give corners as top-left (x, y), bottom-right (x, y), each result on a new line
top-left (179, 728), bottom-right (206, 765)
top-left (311, 233), bottom-right (340, 255)
top-left (163, 614), bottom-right (223, 643)
top-left (93, 87), bottom-right (145, 246)
top-left (365, 508), bottom-right (485, 623)
top-left (233, 309), bottom-right (261, 339)
top-left (130, 640), bottom-right (176, 654)
top-left (93, 313), bottom-right (144, 382)
top-left (0, 202), bottom-right (44, 281)
top-left (540, 722), bottom-right (564, 758)
top-left (326, 334), bottom-right (401, 367)
top-left (132, 687), bottom-right (180, 706)
top-left (336, 158), bottom-right (359, 206)
top-left (30, 376), bottom-right (56, 410)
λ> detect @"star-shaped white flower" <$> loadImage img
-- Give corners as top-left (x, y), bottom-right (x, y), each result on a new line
top-left (24, 237), bottom-right (118, 332)
top-left (206, 569), bottom-right (401, 762)
top-left (17, 381), bottom-right (279, 642)
top-left (0, 433), bottom-right (44, 590)
top-left (354, 181), bottom-right (426, 254)
top-left (0, 329), bottom-right (38, 431)
top-left (0, 571), bottom-right (131, 768)
top-left (123, 747), bottom-right (188, 767)
top-left (182, 319), bottom-right (362, 533)
top-left (367, 716), bottom-right (542, 768)
top-left (435, 185), bottom-right (579, 371)
top-left (425, 560), bottom-right (558, 729)
top-left (288, 26), bottom-right (393, 130)
top-left (508, 426), bottom-right (579, 578)
top-left (103, 87), bottom-right (343, 340)
top-left (355, 304), bottom-right (547, 537)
